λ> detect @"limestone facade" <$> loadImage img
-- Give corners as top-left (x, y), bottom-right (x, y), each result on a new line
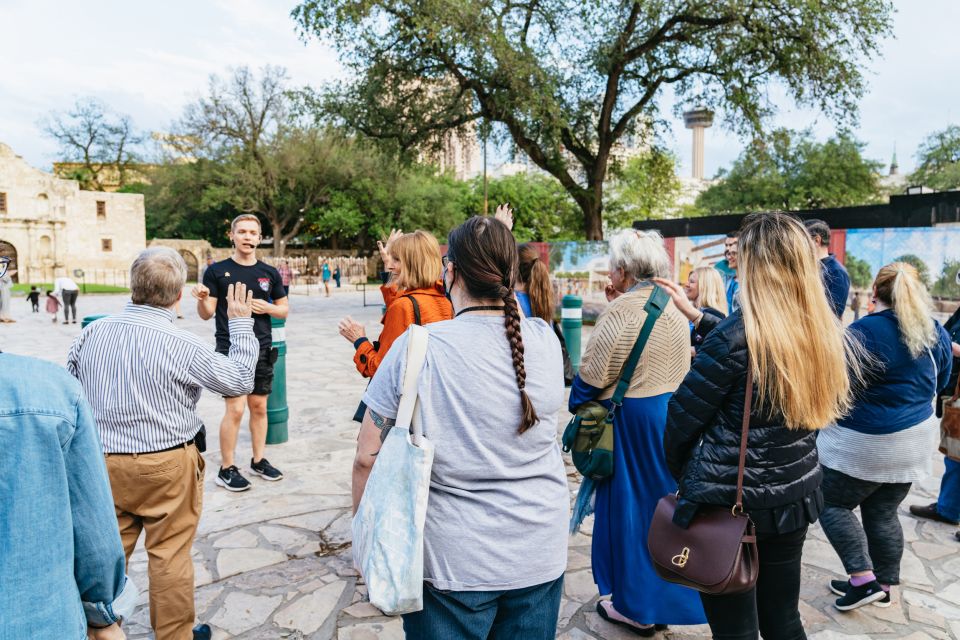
top-left (0, 142), bottom-right (146, 284)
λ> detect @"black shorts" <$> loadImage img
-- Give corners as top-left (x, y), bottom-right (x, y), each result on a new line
top-left (217, 346), bottom-right (277, 397)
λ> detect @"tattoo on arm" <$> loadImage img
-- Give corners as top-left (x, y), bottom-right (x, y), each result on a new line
top-left (368, 409), bottom-right (396, 449)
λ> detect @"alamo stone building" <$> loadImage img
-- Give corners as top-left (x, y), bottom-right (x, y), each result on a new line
top-left (0, 142), bottom-right (145, 285)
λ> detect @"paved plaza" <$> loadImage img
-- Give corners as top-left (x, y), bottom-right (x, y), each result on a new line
top-left (2, 287), bottom-right (959, 639)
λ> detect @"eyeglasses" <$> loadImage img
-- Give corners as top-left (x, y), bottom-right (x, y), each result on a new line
top-left (0, 257), bottom-right (9, 279)
top-left (442, 255), bottom-right (453, 267)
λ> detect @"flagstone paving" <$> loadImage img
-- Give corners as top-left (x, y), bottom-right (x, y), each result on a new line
top-left (3, 287), bottom-right (958, 639)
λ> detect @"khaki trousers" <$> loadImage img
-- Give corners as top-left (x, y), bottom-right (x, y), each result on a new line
top-left (105, 444), bottom-right (205, 640)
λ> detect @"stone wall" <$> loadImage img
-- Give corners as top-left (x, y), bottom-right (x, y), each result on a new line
top-left (0, 142), bottom-right (146, 284)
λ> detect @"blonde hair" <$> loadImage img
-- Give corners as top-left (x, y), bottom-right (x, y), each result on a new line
top-left (231, 214), bottom-right (261, 232)
top-left (874, 262), bottom-right (936, 358)
top-left (739, 213), bottom-right (858, 430)
top-left (609, 229), bottom-right (670, 280)
top-left (692, 266), bottom-right (728, 315)
top-left (392, 230), bottom-right (443, 291)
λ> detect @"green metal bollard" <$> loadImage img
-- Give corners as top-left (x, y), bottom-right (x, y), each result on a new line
top-left (266, 317), bottom-right (289, 444)
top-left (80, 314), bottom-right (109, 328)
top-left (561, 295), bottom-right (583, 374)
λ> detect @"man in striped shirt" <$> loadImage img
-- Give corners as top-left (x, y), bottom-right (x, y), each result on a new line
top-left (68, 247), bottom-right (258, 640)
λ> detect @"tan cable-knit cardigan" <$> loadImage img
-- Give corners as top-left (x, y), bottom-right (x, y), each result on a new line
top-left (579, 287), bottom-right (691, 399)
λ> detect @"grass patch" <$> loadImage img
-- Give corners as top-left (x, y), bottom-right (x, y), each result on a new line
top-left (13, 283), bottom-right (129, 294)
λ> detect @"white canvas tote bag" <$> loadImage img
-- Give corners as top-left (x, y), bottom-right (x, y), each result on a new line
top-left (352, 324), bottom-right (434, 614)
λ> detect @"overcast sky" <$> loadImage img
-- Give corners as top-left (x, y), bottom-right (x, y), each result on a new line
top-left (1, 0), bottom-right (957, 178)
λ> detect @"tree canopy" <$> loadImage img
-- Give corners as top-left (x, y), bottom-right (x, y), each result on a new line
top-left (41, 97), bottom-right (144, 191)
top-left (293, 0), bottom-right (892, 238)
top-left (696, 130), bottom-right (883, 213)
top-left (607, 149), bottom-right (682, 224)
top-left (910, 125), bottom-right (960, 191)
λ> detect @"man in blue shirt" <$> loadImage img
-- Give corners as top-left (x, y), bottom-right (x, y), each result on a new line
top-left (805, 219), bottom-right (850, 319)
top-left (0, 352), bottom-right (137, 639)
top-left (719, 232), bottom-right (740, 314)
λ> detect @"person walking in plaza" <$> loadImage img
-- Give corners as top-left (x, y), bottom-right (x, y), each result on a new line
top-left (277, 258), bottom-right (292, 296)
top-left (27, 284), bottom-right (41, 312)
top-left (805, 219), bottom-right (851, 319)
top-left (334, 265), bottom-right (342, 288)
top-left (193, 214), bottom-right (289, 492)
top-left (46, 288), bottom-right (61, 322)
top-left (69, 247), bottom-right (259, 640)
top-left (54, 272), bottom-right (80, 324)
top-left (339, 230), bottom-right (453, 379)
top-left (569, 229), bottom-right (704, 635)
top-left (1, 350), bottom-right (137, 640)
top-left (818, 261), bottom-right (953, 610)
top-left (0, 266), bottom-right (15, 323)
top-left (910, 289), bottom-right (960, 541)
top-left (665, 213), bottom-right (859, 640)
top-left (321, 259), bottom-right (332, 297)
top-left (354, 216), bottom-right (569, 639)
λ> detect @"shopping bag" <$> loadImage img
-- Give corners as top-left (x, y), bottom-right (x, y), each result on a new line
top-left (352, 325), bottom-right (433, 615)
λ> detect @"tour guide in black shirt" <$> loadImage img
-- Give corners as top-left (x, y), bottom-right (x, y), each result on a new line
top-left (192, 214), bottom-right (289, 491)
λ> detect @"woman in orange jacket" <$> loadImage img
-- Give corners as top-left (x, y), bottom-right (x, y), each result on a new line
top-left (338, 230), bottom-right (453, 378)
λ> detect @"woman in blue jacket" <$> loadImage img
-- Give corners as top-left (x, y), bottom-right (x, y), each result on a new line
top-left (819, 261), bottom-right (953, 611)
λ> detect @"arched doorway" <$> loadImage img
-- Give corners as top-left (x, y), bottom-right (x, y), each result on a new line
top-left (179, 250), bottom-right (199, 282)
top-left (0, 240), bottom-right (18, 283)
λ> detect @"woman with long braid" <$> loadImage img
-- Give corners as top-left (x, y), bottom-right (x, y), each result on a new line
top-left (353, 216), bottom-right (569, 639)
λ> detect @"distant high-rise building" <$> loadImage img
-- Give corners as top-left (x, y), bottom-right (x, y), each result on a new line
top-left (683, 108), bottom-right (714, 180)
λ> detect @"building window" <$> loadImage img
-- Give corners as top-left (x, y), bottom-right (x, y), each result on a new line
top-left (96, 200), bottom-right (106, 220)
top-left (101, 238), bottom-right (113, 252)
top-left (0, 192), bottom-right (7, 213)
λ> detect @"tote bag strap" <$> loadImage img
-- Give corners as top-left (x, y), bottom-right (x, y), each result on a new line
top-left (734, 367), bottom-right (754, 514)
top-left (396, 324), bottom-right (429, 447)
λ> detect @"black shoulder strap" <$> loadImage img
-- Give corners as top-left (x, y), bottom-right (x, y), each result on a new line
top-left (408, 295), bottom-right (422, 326)
top-left (611, 286), bottom-right (670, 407)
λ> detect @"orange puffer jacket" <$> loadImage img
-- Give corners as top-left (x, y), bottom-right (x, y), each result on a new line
top-left (353, 282), bottom-right (453, 378)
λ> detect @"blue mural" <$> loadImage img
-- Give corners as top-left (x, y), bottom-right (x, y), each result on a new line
top-left (845, 227), bottom-right (960, 297)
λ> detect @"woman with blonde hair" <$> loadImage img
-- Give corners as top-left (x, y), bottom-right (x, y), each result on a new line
top-left (664, 212), bottom-right (859, 639)
top-left (338, 230), bottom-right (453, 378)
top-left (572, 229), bottom-right (705, 635)
top-left (819, 261), bottom-right (952, 611)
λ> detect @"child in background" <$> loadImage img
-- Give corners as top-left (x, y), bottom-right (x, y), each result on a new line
top-left (27, 286), bottom-right (41, 312)
top-left (45, 290), bottom-right (61, 323)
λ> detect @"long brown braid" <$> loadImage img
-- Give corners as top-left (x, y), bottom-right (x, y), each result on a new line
top-left (447, 216), bottom-right (540, 433)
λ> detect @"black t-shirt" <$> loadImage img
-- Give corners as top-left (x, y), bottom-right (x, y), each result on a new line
top-left (203, 258), bottom-right (286, 351)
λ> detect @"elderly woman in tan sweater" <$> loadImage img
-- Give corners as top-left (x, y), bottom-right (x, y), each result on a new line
top-left (569, 229), bottom-right (705, 636)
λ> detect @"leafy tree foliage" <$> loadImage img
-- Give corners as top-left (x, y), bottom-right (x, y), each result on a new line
top-left (696, 130), bottom-right (883, 213)
top-left (607, 149), bottom-right (682, 225)
top-left (910, 125), bottom-right (960, 191)
top-left (932, 259), bottom-right (960, 299)
top-left (462, 172), bottom-right (582, 242)
top-left (844, 253), bottom-right (873, 289)
top-left (293, 0), bottom-right (892, 238)
top-left (41, 97), bottom-right (144, 191)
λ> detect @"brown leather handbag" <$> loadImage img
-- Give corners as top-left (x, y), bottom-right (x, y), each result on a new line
top-left (940, 377), bottom-right (960, 462)
top-left (647, 369), bottom-right (759, 595)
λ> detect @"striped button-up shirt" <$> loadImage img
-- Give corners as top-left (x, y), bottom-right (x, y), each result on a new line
top-left (67, 303), bottom-right (259, 453)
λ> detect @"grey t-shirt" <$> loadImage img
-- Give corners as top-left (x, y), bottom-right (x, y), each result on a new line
top-left (363, 315), bottom-right (569, 592)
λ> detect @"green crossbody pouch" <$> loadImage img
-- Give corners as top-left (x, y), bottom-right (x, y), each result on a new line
top-left (562, 286), bottom-right (670, 480)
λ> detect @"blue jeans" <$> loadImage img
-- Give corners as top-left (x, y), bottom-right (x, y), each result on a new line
top-left (402, 577), bottom-right (563, 640)
top-left (938, 457), bottom-right (960, 522)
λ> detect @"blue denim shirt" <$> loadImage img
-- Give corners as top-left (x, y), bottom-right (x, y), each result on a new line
top-left (0, 353), bottom-right (137, 639)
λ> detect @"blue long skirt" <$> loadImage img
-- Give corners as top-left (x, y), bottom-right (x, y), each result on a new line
top-left (591, 393), bottom-right (706, 625)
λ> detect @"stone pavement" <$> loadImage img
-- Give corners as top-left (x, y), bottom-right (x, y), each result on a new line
top-left (2, 286), bottom-right (958, 639)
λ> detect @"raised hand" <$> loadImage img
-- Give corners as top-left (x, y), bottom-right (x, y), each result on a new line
top-left (494, 203), bottom-right (514, 230)
top-left (225, 283), bottom-right (254, 319)
top-left (377, 229), bottom-right (403, 270)
top-left (651, 277), bottom-right (700, 322)
top-left (338, 316), bottom-right (366, 344)
top-left (191, 284), bottom-right (210, 300)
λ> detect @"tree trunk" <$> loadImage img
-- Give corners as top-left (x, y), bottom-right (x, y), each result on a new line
top-left (574, 186), bottom-right (605, 240)
top-left (273, 233), bottom-right (284, 258)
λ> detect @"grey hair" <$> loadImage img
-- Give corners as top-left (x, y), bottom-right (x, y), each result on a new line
top-left (608, 228), bottom-right (670, 280)
top-left (130, 247), bottom-right (187, 308)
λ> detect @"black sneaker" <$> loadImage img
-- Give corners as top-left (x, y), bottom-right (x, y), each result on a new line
top-left (215, 465), bottom-right (251, 492)
top-left (251, 457), bottom-right (284, 481)
top-left (830, 579), bottom-right (891, 607)
top-left (834, 579), bottom-right (887, 610)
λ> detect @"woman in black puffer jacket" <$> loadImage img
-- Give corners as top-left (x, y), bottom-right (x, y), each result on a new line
top-left (664, 213), bottom-right (860, 640)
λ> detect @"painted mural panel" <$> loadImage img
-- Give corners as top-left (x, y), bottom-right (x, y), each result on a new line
top-left (845, 227), bottom-right (960, 298)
